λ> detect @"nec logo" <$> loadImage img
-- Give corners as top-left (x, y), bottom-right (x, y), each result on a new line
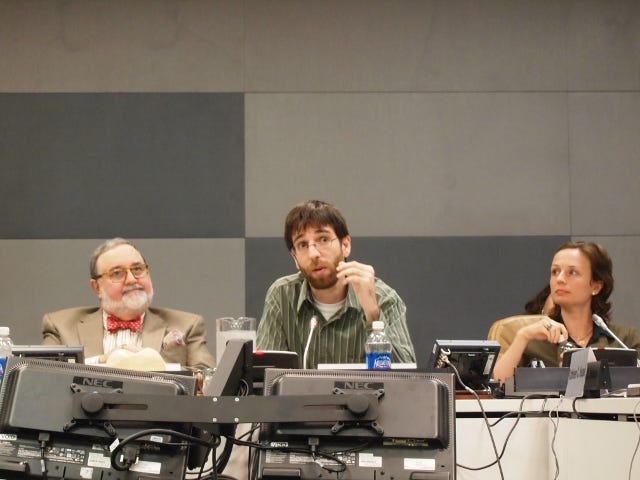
top-left (73, 376), bottom-right (124, 389)
top-left (334, 381), bottom-right (384, 390)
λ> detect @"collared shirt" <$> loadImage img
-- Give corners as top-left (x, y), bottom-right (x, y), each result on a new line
top-left (84, 311), bottom-right (145, 364)
top-left (256, 272), bottom-right (416, 368)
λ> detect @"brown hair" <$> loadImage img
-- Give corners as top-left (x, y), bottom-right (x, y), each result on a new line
top-left (553, 241), bottom-right (613, 321)
top-left (284, 200), bottom-right (349, 251)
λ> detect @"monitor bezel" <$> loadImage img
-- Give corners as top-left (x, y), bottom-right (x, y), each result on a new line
top-left (427, 339), bottom-right (501, 390)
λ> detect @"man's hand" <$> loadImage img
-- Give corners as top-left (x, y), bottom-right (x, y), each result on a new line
top-left (336, 260), bottom-right (379, 323)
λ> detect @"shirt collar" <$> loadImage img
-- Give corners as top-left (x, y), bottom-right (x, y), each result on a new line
top-left (101, 310), bottom-right (146, 328)
top-left (296, 275), bottom-right (361, 314)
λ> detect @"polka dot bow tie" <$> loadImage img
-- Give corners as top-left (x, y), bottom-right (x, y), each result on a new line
top-left (106, 315), bottom-right (143, 334)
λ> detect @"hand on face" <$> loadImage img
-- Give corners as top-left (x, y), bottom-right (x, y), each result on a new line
top-left (336, 260), bottom-right (379, 322)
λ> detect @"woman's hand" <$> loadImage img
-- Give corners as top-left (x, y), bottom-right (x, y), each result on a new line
top-left (520, 316), bottom-right (568, 344)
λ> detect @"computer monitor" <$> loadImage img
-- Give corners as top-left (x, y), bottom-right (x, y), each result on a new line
top-left (11, 344), bottom-right (84, 364)
top-left (428, 339), bottom-right (501, 391)
top-left (0, 356), bottom-right (196, 479)
top-left (256, 369), bottom-right (455, 480)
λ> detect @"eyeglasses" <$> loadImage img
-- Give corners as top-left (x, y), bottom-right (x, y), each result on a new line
top-left (291, 237), bottom-right (338, 255)
top-left (94, 263), bottom-right (149, 283)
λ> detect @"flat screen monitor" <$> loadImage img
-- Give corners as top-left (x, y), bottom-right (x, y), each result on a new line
top-left (11, 344), bottom-right (85, 364)
top-left (256, 369), bottom-right (455, 480)
top-left (427, 339), bottom-right (500, 391)
top-left (0, 357), bottom-right (196, 480)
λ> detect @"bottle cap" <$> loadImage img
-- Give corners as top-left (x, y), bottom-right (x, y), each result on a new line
top-left (372, 321), bottom-right (384, 331)
top-left (0, 327), bottom-right (9, 336)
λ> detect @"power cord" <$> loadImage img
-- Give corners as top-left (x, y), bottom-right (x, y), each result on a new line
top-left (629, 399), bottom-right (640, 480)
top-left (442, 356), bottom-right (505, 480)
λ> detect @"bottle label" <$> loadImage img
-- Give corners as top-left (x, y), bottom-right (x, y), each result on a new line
top-left (366, 352), bottom-right (392, 370)
top-left (0, 356), bottom-right (6, 382)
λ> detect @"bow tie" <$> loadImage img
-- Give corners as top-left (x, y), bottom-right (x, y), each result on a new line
top-left (106, 315), bottom-right (143, 334)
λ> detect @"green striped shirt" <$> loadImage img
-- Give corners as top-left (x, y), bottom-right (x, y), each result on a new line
top-left (256, 272), bottom-right (416, 368)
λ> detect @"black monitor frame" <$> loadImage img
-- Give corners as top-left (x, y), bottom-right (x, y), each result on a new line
top-left (428, 339), bottom-right (501, 390)
top-left (11, 344), bottom-right (85, 364)
top-left (0, 356), bottom-right (197, 480)
top-left (256, 369), bottom-right (456, 480)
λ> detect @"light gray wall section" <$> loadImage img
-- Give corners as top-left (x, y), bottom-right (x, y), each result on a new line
top-left (0, 1), bottom-right (246, 92)
top-left (245, 92), bottom-right (570, 237)
top-left (0, 239), bottom-right (245, 357)
top-left (0, 1), bottom-right (639, 360)
top-left (569, 93), bottom-right (640, 236)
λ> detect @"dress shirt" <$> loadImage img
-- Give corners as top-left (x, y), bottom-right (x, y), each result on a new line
top-left (256, 272), bottom-right (416, 368)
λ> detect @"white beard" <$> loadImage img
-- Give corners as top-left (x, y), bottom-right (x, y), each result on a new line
top-left (100, 285), bottom-right (153, 318)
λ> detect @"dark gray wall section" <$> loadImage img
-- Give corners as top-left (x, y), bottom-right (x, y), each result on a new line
top-left (0, 93), bottom-right (244, 238)
top-left (246, 236), bottom-right (568, 367)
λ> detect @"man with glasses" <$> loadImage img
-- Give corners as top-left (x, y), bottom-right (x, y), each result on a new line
top-left (256, 200), bottom-right (416, 368)
top-left (41, 238), bottom-right (215, 369)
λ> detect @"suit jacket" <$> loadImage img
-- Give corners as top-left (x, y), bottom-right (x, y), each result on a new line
top-left (41, 306), bottom-right (215, 370)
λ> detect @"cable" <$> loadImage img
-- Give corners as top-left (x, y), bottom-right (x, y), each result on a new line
top-left (444, 358), bottom-right (504, 480)
top-left (110, 428), bottom-right (220, 471)
top-left (629, 399), bottom-right (640, 480)
top-left (548, 396), bottom-right (564, 480)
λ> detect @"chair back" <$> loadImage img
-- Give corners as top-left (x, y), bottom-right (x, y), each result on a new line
top-left (487, 315), bottom-right (542, 358)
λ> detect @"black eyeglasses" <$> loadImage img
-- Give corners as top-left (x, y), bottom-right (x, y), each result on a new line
top-left (94, 263), bottom-right (149, 283)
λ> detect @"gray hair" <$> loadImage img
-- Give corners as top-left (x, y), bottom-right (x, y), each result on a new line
top-left (90, 237), bottom-right (142, 278)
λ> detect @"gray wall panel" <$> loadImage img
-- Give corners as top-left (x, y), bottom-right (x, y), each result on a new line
top-left (569, 93), bottom-right (640, 236)
top-left (0, 238), bottom-right (245, 353)
top-left (246, 93), bottom-right (570, 237)
top-left (245, 0), bottom-right (569, 92)
top-left (247, 236), bottom-right (567, 367)
top-left (0, 1), bottom-right (245, 92)
top-left (568, 2), bottom-right (640, 91)
top-left (0, 93), bottom-right (244, 238)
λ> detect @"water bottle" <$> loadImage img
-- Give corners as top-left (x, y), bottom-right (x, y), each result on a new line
top-left (365, 321), bottom-right (392, 370)
top-left (0, 326), bottom-right (13, 385)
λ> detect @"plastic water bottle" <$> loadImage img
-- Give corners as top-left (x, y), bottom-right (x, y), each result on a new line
top-left (0, 326), bottom-right (13, 385)
top-left (365, 321), bottom-right (392, 370)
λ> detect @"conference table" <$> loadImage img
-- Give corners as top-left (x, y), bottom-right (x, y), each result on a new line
top-left (456, 396), bottom-right (640, 480)
top-left (219, 395), bottom-right (640, 480)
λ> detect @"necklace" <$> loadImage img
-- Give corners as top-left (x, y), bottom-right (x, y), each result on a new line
top-left (572, 329), bottom-right (593, 346)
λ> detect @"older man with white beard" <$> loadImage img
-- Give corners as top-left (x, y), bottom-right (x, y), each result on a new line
top-left (41, 238), bottom-right (215, 370)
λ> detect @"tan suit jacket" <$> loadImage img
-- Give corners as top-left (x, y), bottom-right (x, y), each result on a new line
top-left (41, 306), bottom-right (215, 370)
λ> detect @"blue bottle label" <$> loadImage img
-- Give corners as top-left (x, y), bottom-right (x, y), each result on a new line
top-left (366, 352), bottom-right (392, 370)
top-left (0, 357), bottom-right (6, 382)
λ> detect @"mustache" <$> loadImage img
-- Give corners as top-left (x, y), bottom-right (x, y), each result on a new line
top-left (122, 285), bottom-right (145, 294)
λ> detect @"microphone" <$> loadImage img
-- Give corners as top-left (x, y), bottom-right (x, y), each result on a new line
top-left (303, 315), bottom-right (318, 369)
top-left (592, 314), bottom-right (631, 349)
top-left (592, 314), bottom-right (640, 367)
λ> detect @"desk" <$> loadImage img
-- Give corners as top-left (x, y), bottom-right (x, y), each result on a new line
top-left (216, 397), bottom-right (640, 480)
top-left (456, 397), bottom-right (640, 480)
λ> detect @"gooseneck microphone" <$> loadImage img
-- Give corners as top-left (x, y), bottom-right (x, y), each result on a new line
top-left (592, 314), bottom-right (630, 349)
top-left (303, 315), bottom-right (318, 370)
top-left (592, 314), bottom-right (640, 366)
